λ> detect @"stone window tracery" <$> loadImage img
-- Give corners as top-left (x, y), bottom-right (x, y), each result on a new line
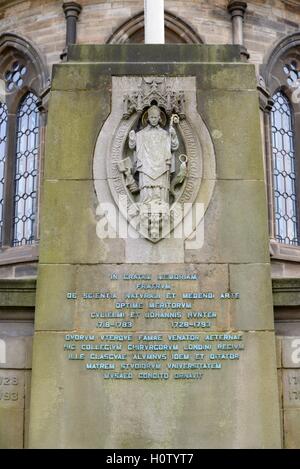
top-left (0, 34), bottom-right (48, 251)
top-left (263, 34), bottom-right (300, 251)
top-left (13, 92), bottom-right (39, 246)
top-left (271, 91), bottom-right (298, 245)
top-left (283, 60), bottom-right (300, 86)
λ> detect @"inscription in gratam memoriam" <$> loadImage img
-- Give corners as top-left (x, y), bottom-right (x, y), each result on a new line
top-left (63, 271), bottom-right (243, 381)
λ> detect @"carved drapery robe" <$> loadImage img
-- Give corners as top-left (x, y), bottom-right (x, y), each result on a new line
top-left (130, 124), bottom-right (179, 203)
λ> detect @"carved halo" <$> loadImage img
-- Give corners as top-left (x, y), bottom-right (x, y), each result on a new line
top-left (141, 107), bottom-right (167, 127)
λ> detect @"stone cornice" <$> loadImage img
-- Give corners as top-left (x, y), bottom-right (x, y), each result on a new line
top-left (0, 0), bottom-right (27, 8)
top-left (227, 0), bottom-right (248, 17)
top-left (0, 0), bottom-right (65, 9)
top-left (0, 278), bottom-right (36, 308)
top-left (282, 0), bottom-right (300, 10)
top-left (273, 278), bottom-right (300, 307)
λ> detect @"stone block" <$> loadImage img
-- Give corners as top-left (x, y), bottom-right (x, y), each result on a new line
top-left (44, 88), bottom-right (110, 180)
top-left (185, 180), bottom-right (270, 264)
top-left (0, 370), bottom-right (25, 449)
top-left (0, 279), bottom-right (36, 308)
top-left (52, 62), bottom-right (256, 93)
top-left (52, 64), bottom-right (111, 91)
top-left (0, 266), bottom-right (14, 278)
top-left (229, 263), bottom-right (274, 331)
top-left (30, 262), bottom-right (232, 332)
top-left (67, 44), bottom-right (244, 65)
top-left (0, 408), bottom-right (23, 449)
top-left (72, 263), bottom-right (231, 332)
top-left (284, 409), bottom-right (300, 449)
top-left (35, 264), bottom-right (77, 331)
top-left (125, 238), bottom-right (185, 264)
top-left (29, 331), bottom-right (281, 449)
top-left (38, 180), bottom-right (125, 264)
top-left (272, 279), bottom-right (300, 307)
top-left (14, 264), bottom-right (38, 278)
top-left (195, 64), bottom-right (257, 91)
top-left (198, 90), bottom-right (264, 181)
top-left (283, 369), bottom-right (300, 408)
top-left (282, 337), bottom-right (300, 368)
top-left (271, 261), bottom-right (284, 278)
top-left (0, 334), bottom-right (32, 369)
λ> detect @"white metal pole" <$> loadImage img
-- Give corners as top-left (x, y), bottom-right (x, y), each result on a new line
top-left (144, 0), bottom-right (165, 44)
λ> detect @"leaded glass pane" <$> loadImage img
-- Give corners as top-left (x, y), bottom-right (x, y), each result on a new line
top-left (271, 91), bottom-right (298, 245)
top-left (0, 102), bottom-right (8, 246)
top-left (283, 60), bottom-right (300, 86)
top-left (13, 93), bottom-right (39, 246)
top-left (5, 61), bottom-right (28, 92)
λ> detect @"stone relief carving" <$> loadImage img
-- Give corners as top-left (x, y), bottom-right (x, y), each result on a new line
top-left (119, 103), bottom-right (183, 239)
top-left (94, 76), bottom-right (216, 244)
top-left (114, 78), bottom-right (197, 241)
top-left (122, 77), bottom-right (186, 119)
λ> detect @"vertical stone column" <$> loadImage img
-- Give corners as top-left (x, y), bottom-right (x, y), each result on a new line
top-left (257, 76), bottom-right (276, 244)
top-left (144, 0), bottom-right (165, 44)
top-left (227, 1), bottom-right (248, 58)
top-left (61, 2), bottom-right (82, 59)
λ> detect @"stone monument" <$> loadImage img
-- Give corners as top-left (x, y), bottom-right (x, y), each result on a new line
top-left (27, 9), bottom-right (281, 447)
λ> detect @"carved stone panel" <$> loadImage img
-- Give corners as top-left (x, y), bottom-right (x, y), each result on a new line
top-left (94, 76), bottom-right (216, 242)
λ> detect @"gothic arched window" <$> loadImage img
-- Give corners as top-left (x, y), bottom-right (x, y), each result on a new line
top-left (13, 92), bottom-right (40, 246)
top-left (263, 33), bottom-right (300, 254)
top-left (107, 10), bottom-right (203, 44)
top-left (271, 91), bottom-right (298, 245)
top-left (0, 34), bottom-right (48, 252)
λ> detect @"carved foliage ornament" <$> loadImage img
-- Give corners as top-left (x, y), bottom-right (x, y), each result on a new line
top-left (123, 77), bottom-right (185, 119)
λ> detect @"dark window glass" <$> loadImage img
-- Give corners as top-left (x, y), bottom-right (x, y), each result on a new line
top-left (271, 91), bottom-right (298, 245)
top-left (13, 93), bottom-right (39, 246)
top-left (0, 102), bottom-right (8, 245)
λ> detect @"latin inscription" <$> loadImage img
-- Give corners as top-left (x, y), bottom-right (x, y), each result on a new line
top-left (284, 369), bottom-right (300, 408)
top-left (64, 270), bottom-right (243, 381)
top-left (0, 372), bottom-right (20, 405)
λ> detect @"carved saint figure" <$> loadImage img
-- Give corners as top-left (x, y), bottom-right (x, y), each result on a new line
top-left (128, 105), bottom-right (179, 204)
